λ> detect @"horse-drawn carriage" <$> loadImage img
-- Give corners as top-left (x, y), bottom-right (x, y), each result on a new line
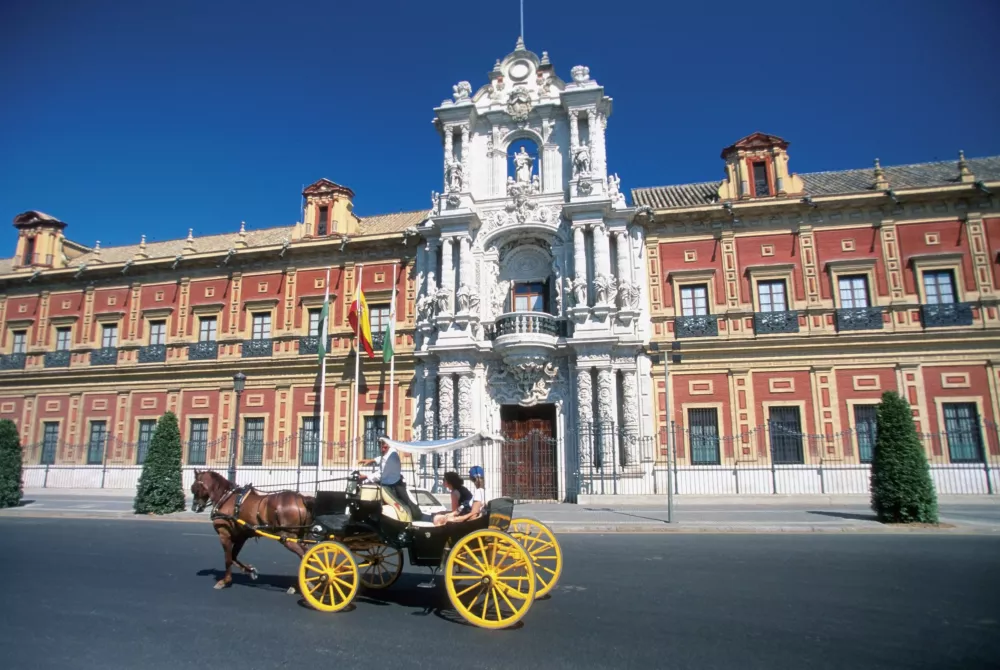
top-left (192, 433), bottom-right (562, 630)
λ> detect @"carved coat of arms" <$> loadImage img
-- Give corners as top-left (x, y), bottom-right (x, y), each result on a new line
top-left (506, 88), bottom-right (533, 123)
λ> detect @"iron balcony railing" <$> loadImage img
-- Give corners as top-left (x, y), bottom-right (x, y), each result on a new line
top-left (298, 336), bottom-right (333, 356)
top-left (241, 338), bottom-right (274, 358)
top-left (371, 330), bottom-right (386, 351)
top-left (90, 347), bottom-right (118, 366)
top-left (137, 344), bottom-right (167, 363)
top-left (921, 302), bottom-right (974, 328)
top-left (486, 312), bottom-right (565, 340)
top-left (753, 310), bottom-right (800, 335)
top-left (188, 341), bottom-right (219, 361)
top-left (0, 353), bottom-right (27, 370)
top-left (44, 350), bottom-right (71, 368)
top-left (835, 306), bottom-right (884, 332)
top-left (674, 314), bottom-right (718, 338)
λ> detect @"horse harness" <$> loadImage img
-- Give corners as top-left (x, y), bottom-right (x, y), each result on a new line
top-left (210, 484), bottom-right (305, 545)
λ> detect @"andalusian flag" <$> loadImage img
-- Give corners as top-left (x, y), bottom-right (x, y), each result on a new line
top-left (348, 274), bottom-right (375, 359)
top-left (317, 267), bottom-right (331, 364)
top-left (383, 282), bottom-right (396, 364)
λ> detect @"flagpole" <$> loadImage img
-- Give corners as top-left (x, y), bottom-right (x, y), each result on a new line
top-left (317, 266), bottom-right (331, 488)
top-left (352, 265), bottom-right (363, 463)
top-left (387, 263), bottom-right (398, 439)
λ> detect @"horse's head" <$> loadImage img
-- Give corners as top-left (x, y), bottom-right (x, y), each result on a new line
top-left (190, 469), bottom-right (214, 513)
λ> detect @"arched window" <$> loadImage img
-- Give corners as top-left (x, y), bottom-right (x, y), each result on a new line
top-left (507, 138), bottom-right (540, 186)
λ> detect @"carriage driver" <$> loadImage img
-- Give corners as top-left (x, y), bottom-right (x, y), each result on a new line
top-left (357, 438), bottom-right (423, 520)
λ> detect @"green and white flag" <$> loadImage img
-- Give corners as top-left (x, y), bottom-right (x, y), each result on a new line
top-left (318, 268), bottom-right (331, 364)
top-left (382, 284), bottom-right (396, 364)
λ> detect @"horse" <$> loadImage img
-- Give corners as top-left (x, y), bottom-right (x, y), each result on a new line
top-left (190, 469), bottom-right (315, 591)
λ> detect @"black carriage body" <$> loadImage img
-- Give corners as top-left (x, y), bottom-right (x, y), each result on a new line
top-left (312, 485), bottom-right (516, 568)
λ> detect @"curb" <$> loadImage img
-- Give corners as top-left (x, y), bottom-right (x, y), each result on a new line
top-left (3, 511), bottom-right (998, 534)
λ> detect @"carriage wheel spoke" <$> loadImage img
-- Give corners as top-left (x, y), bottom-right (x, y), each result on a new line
top-left (453, 557), bottom-right (483, 575)
top-left (454, 582), bottom-right (482, 598)
top-left (466, 544), bottom-right (488, 572)
top-left (495, 583), bottom-right (518, 613)
top-left (490, 589), bottom-right (504, 621)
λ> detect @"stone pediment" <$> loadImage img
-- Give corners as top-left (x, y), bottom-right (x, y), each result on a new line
top-left (302, 178), bottom-right (355, 199)
top-left (721, 132), bottom-right (789, 158)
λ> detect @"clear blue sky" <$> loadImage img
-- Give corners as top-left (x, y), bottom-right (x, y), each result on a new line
top-left (2, 0), bottom-right (998, 252)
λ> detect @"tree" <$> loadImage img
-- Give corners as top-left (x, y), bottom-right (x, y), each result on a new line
top-left (0, 419), bottom-right (24, 509)
top-left (870, 391), bottom-right (938, 524)
top-left (134, 411), bottom-right (186, 515)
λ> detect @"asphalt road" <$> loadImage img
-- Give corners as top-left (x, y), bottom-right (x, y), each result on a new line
top-left (1, 519), bottom-right (998, 670)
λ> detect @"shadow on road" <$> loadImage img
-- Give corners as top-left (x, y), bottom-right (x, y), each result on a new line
top-left (807, 510), bottom-right (879, 522)
top-left (196, 568), bottom-right (296, 592)
top-left (585, 508), bottom-right (669, 524)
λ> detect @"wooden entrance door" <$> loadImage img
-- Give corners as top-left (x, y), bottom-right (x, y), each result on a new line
top-left (500, 405), bottom-right (558, 500)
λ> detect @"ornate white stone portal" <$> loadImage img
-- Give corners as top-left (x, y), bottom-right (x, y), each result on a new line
top-left (412, 39), bottom-right (653, 500)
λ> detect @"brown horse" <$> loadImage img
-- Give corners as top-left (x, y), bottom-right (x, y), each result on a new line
top-left (190, 469), bottom-right (315, 590)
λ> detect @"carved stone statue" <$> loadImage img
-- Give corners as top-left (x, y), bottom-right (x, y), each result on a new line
top-left (467, 290), bottom-right (481, 314)
top-left (608, 173), bottom-right (625, 206)
top-left (531, 173), bottom-right (541, 194)
top-left (452, 81), bottom-right (472, 102)
top-left (572, 278), bottom-right (588, 307)
top-left (563, 277), bottom-right (577, 308)
top-left (434, 287), bottom-right (452, 316)
top-left (417, 294), bottom-right (435, 322)
top-left (617, 279), bottom-right (641, 310)
top-left (514, 146), bottom-right (533, 184)
top-left (456, 285), bottom-right (471, 313)
top-left (594, 274), bottom-right (616, 305)
top-left (447, 160), bottom-right (464, 192)
top-left (573, 142), bottom-right (591, 177)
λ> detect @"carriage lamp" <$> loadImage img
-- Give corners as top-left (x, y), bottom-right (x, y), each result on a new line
top-left (228, 372), bottom-right (248, 481)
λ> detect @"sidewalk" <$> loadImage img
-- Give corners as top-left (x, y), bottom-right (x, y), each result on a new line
top-left (5, 489), bottom-right (1000, 534)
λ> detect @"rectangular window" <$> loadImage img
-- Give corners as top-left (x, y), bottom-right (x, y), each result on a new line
top-left (87, 421), bottom-right (107, 465)
top-left (363, 415), bottom-right (388, 460)
top-left (838, 276), bottom-right (869, 309)
top-left (752, 162), bottom-right (770, 196)
top-left (369, 305), bottom-right (391, 350)
top-left (148, 321), bottom-right (166, 346)
top-left (757, 280), bottom-right (787, 313)
top-left (943, 403), bottom-right (983, 463)
top-left (300, 417), bottom-right (319, 466)
top-left (136, 419), bottom-right (156, 465)
top-left (199, 317), bottom-right (217, 343)
top-left (688, 408), bottom-right (720, 465)
top-left (23, 237), bottom-right (36, 265)
top-left (251, 313), bottom-right (271, 340)
top-left (854, 405), bottom-right (878, 463)
top-left (188, 419), bottom-right (209, 465)
top-left (11, 330), bottom-right (26, 354)
top-left (242, 417), bottom-right (265, 465)
top-left (768, 406), bottom-right (803, 464)
top-left (512, 282), bottom-right (547, 313)
top-left (41, 422), bottom-right (59, 465)
top-left (56, 327), bottom-right (72, 351)
top-left (680, 285), bottom-right (709, 316)
top-left (308, 309), bottom-right (322, 337)
top-left (318, 205), bottom-right (329, 236)
top-left (923, 270), bottom-right (957, 305)
top-left (101, 324), bottom-right (118, 348)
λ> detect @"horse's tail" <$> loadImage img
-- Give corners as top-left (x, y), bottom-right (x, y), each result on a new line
top-left (301, 495), bottom-right (315, 517)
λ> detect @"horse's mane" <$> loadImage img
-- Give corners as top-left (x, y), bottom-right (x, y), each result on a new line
top-left (201, 469), bottom-right (235, 493)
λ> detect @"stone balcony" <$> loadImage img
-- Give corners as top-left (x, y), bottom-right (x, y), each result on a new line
top-left (487, 312), bottom-right (565, 364)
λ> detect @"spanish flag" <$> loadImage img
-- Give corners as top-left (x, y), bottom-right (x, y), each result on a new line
top-left (348, 279), bottom-right (375, 360)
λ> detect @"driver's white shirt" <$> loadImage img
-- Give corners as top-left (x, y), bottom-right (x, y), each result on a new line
top-left (369, 446), bottom-right (401, 486)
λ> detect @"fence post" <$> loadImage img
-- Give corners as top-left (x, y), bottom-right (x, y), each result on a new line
top-left (667, 421), bottom-right (675, 523)
top-left (100, 436), bottom-right (108, 489)
top-left (769, 423), bottom-right (778, 495)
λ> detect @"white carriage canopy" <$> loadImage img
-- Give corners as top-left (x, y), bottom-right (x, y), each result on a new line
top-left (378, 431), bottom-right (502, 456)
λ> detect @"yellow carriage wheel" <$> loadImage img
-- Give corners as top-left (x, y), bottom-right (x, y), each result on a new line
top-left (354, 543), bottom-right (403, 590)
top-left (510, 518), bottom-right (563, 598)
top-left (298, 541), bottom-right (359, 613)
top-left (444, 529), bottom-right (535, 629)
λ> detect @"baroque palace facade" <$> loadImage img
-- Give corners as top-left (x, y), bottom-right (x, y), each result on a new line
top-left (2, 39), bottom-right (999, 499)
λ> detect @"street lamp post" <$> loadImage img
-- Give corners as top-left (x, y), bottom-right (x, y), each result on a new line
top-left (648, 342), bottom-right (681, 523)
top-left (228, 372), bottom-right (247, 482)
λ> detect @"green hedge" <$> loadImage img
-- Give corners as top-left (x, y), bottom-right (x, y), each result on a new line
top-left (0, 419), bottom-right (23, 509)
top-left (870, 391), bottom-right (938, 524)
top-left (134, 411), bottom-right (186, 515)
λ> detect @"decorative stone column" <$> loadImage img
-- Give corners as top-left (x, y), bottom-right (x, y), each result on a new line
top-left (592, 224), bottom-right (614, 318)
top-left (576, 366), bottom-right (594, 428)
top-left (438, 373), bottom-right (455, 438)
top-left (569, 110), bottom-right (580, 150)
top-left (443, 125), bottom-right (454, 191)
top-left (457, 372), bottom-right (474, 435)
top-left (596, 367), bottom-right (617, 465)
top-left (413, 363), bottom-right (426, 437)
top-left (460, 125), bottom-right (470, 181)
top-left (587, 109), bottom-right (606, 178)
top-left (424, 239), bottom-right (438, 295)
top-left (438, 237), bottom-right (454, 322)
top-left (621, 369), bottom-right (639, 435)
top-left (422, 367), bottom-right (436, 440)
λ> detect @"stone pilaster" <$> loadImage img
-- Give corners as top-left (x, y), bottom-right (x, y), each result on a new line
top-left (424, 239), bottom-right (439, 294)
top-left (438, 372), bottom-right (454, 438)
top-left (593, 224), bottom-right (613, 307)
top-left (177, 278), bottom-right (191, 339)
top-left (422, 367), bottom-right (436, 440)
top-left (621, 368), bottom-right (639, 434)
top-left (615, 231), bottom-right (630, 284)
top-left (35, 290), bottom-right (50, 347)
top-left (440, 237), bottom-right (454, 313)
top-left (720, 231), bottom-right (741, 310)
top-left (588, 109), bottom-right (606, 178)
top-left (457, 372), bottom-right (474, 434)
top-left (459, 235), bottom-right (473, 291)
top-left (576, 366), bottom-right (594, 428)
top-left (965, 213), bottom-right (996, 311)
top-left (443, 125), bottom-right (454, 190)
top-left (569, 110), bottom-right (579, 150)
top-left (878, 219), bottom-right (905, 303)
top-left (460, 125), bottom-right (470, 181)
top-left (412, 363), bottom-right (426, 438)
top-left (573, 226), bottom-right (587, 294)
top-left (596, 367), bottom-right (616, 427)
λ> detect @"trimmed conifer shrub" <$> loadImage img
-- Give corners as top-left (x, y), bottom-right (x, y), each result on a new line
top-left (134, 411), bottom-right (186, 515)
top-left (0, 419), bottom-right (24, 509)
top-left (870, 391), bottom-right (938, 524)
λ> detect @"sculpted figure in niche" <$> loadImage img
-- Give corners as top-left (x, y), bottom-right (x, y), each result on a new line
top-left (447, 160), bottom-right (464, 192)
top-left (417, 294), bottom-right (435, 322)
top-left (467, 290), bottom-right (481, 315)
top-left (572, 278), bottom-right (589, 307)
top-left (514, 146), bottom-right (534, 184)
top-left (435, 287), bottom-right (452, 315)
top-left (456, 285), bottom-right (471, 313)
top-left (574, 142), bottom-right (591, 177)
top-left (594, 274), bottom-right (616, 305)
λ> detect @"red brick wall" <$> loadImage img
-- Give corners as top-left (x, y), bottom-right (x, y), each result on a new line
top-left (671, 373), bottom-right (732, 458)
top-left (736, 233), bottom-right (806, 303)
top-left (897, 221), bottom-right (975, 294)
top-left (753, 371), bottom-right (815, 456)
top-left (814, 227), bottom-right (888, 299)
top-left (834, 368), bottom-right (898, 456)
top-left (658, 239), bottom-right (725, 309)
top-left (985, 217), bottom-right (1000, 290)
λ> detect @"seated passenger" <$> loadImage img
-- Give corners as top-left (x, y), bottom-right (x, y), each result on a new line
top-left (468, 465), bottom-right (486, 512)
top-left (433, 471), bottom-right (482, 526)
